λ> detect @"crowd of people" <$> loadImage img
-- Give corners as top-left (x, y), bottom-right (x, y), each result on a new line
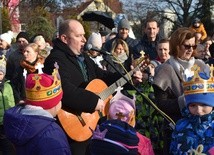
top-left (0, 16), bottom-right (214, 155)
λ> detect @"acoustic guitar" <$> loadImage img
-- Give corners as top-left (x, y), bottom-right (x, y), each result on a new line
top-left (57, 55), bottom-right (148, 142)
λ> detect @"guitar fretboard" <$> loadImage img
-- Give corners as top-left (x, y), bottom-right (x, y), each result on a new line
top-left (98, 68), bottom-right (137, 100)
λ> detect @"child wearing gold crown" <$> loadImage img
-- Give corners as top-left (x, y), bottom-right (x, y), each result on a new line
top-left (3, 64), bottom-right (71, 155)
top-left (0, 55), bottom-right (16, 154)
top-left (170, 64), bottom-right (214, 154)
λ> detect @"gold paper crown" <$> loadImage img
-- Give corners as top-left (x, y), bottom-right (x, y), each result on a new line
top-left (25, 62), bottom-right (62, 102)
top-left (183, 64), bottom-right (214, 95)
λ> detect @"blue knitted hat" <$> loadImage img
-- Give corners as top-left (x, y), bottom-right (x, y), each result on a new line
top-left (185, 93), bottom-right (214, 107)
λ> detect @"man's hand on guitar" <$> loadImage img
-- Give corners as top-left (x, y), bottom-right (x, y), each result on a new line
top-left (95, 98), bottom-right (105, 112)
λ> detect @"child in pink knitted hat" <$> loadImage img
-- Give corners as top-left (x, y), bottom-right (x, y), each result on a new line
top-left (87, 87), bottom-right (154, 155)
top-left (108, 87), bottom-right (155, 155)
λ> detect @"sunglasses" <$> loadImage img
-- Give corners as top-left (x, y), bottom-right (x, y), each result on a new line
top-left (182, 44), bottom-right (197, 50)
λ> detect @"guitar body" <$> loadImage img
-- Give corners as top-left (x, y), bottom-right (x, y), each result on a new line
top-left (57, 55), bottom-right (148, 142)
top-left (57, 79), bottom-right (112, 142)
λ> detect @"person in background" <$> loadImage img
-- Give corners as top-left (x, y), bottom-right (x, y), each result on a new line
top-left (190, 18), bottom-right (207, 41)
top-left (152, 27), bottom-right (209, 155)
top-left (33, 35), bottom-right (52, 58)
top-left (86, 32), bottom-right (105, 70)
top-left (134, 19), bottom-right (160, 60)
top-left (105, 28), bottom-right (117, 42)
top-left (103, 18), bottom-right (138, 57)
top-left (43, 19), bottom-right (142, 155)
top-left (207, 43), bottom-right (214, 65)
top-left (195, 32), bottom-right (203, 44)
top-left (142, 60), bottom-right (161, 84)
top-left (195, 44), bottom-right (207, 63)
top-left (20, 43), bottom-right (45, 72)
top-left (156, 39), bottom-right (170, 63)
top-left (170, 65), bottom-right (214, 154)
top-left (3, 65), bottom-right (71, 155)
top-left (13, 43), bottom-right (44, 103)
top-left (6, 32), bottom-right (30, 78)
top-left (99, 27), bottom-right (109, 44)
top-left (202, 36), bottom-right (212, 58)
top-left (0, 31), bottom-right (14, 58)
top-left (104, 39), bottom-right (132, 74)
top-left (0, 55), bottom-right (16, 155)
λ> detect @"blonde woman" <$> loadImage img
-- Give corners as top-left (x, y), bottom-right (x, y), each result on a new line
top-left (12, 43), bottom-right (45, 104)
top-left (20, 43), bottom-right (44, 73)
top-left (104, 39), bottom-right (132, 74)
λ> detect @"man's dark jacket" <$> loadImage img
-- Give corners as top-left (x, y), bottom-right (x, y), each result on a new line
top-left (133, 34), bottom-right (160, 60)
top-left (43, 38), bottom-right (117, 114)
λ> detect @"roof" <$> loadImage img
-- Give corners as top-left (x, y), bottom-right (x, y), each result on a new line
top-left (79, 0), bottom-right (123, 14)
top-left (60, 0), bottom-right (123, 21)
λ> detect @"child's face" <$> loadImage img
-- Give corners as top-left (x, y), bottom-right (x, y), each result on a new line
top-left (189, 103), bottom-right (213, 116)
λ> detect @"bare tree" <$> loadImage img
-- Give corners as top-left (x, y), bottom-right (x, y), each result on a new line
top-left (122, 0), bottom-right (214, 37)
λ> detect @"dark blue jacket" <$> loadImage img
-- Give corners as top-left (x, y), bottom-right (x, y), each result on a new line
top-left (170, 110), bottom-right (214, 154)
top-left (3, 105), bottom-right (71, 155)
top-left (133, 34), bottom-right (160, 60)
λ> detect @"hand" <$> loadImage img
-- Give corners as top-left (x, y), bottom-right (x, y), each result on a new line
top-left (95, 98), bottom-right (105, 112)
top-left (131, 65), bottom-right (143, 84)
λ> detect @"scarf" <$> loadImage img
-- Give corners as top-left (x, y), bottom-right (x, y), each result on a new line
top-left (112, 52), bottom-right (128, 64)
top-left (20, 57), bottom-right (45, 73)
top-left (77, 55), bottom-right (88, 81)
top-left (169, 56), bottom-right (195, 81)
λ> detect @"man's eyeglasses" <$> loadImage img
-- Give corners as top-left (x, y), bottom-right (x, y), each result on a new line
top-left (182, 44), bottom-right (197, 50)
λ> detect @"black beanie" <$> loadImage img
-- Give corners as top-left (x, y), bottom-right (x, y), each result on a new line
top-left (16, 32), bottom-right (30, 42)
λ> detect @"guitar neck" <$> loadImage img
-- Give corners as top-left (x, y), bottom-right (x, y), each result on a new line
top-left (99, 68), bottom-right (137, 100)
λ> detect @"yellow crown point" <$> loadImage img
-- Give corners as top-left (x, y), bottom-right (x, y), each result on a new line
top-left (183, 64), bottom-right (214, 95)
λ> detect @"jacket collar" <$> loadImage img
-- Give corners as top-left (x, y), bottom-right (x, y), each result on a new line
top-left (52, 38), bottom-right (76, 57)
